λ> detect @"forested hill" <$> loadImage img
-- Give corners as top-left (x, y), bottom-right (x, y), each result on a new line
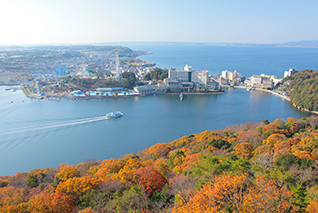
top-left (285, 70), bottom-right (318, 112)
top-left (1, 116), bottom-right (318, 212)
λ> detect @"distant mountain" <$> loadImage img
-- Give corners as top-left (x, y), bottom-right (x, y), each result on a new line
top-left (98, 40), bottom-right (318, 48)
top-left (279, 39), bottom-right (318, 48)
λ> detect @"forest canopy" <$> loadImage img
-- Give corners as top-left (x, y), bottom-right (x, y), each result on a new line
top-left (1, 116), bottom-right (318, 212)
top-left (284, 70), bottom-right (318, 111)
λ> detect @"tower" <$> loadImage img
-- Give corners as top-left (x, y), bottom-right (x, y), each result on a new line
top-left (116, 54), bottom-right (121, 79)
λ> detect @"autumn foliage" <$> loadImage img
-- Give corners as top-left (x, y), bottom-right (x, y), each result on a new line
top-left (173, 173), bottom-right (293, 213)
top-left (136, 166), bottom-right (167, 198)
top-left (1, 117), bottom-right (318, 212)
top-left (56, 176), bottom-right (101, 200)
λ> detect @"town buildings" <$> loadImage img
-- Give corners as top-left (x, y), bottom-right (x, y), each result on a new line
top-left (165, 64), bottom-right (212, 89)
top-left (250, 75), bottom-right (273, 89)
top-left (220, 70), bottom-right (242, 85)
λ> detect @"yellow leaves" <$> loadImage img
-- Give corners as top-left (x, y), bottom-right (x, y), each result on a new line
top-left (56, 177), bottom-right (101, 200)
top-left (94, 158), bottom-right (123, 180)
top-left (171, 138), bottom-right (191, 148)
top-left (195, 130), bottom-right (216, 142)
top-left (114, 158), bottom-right (142, 183)
top-left (55, 165), bottom-right (80, 182)
top-left (292, 150), bottom-right (314, 160)
top-left (291, 136), bottom-right (318, 160)
top-left (154, 158), bottom-right (170, 177)
top-left (234, 142), bottom-right (253, 160)
top-left (264, 133), bottom-right (287, 148)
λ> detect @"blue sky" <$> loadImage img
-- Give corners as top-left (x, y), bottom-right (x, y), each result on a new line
top-left (0, 0), bottom-right (317, 45)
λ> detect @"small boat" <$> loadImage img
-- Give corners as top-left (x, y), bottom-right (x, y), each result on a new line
top-left (179, 92), bottom-right (183, 100)
top-left (106, 111), bottom-right (123, 118)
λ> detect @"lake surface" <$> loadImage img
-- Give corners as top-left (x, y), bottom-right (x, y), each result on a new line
top-left (0, 87), bottom-right (311, 176)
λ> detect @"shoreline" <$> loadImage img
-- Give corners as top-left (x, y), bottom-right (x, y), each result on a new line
top-left (223, 85), bottom-right (318, 115)
top-left (20, 86), bottom-right (318, 115)
top-left (254, 88), bottom-right (318, 114)
top-left (22, 89), bottom-right (226, 100)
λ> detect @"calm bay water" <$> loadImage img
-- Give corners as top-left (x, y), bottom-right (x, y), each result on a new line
top-left (129, 44), bottom-right (318, 76)
top-left (1, 45), bottom-right (317, 176)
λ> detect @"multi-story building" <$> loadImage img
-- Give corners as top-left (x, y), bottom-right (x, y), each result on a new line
top-left (166, 65), bottom-right (208, 89)
top-left (284, 68), bottom-right (297, 78)
top-left (221, 70), bottom-right (229, 79)
top-left (251, 75), bottom-right (263, 88)
top-left (262, 79), bottom-right (273, 89)
top-left (192, 70), bottom-right (208, 85)
top-left (228, 72), bottom-right (235, 81)
top-left (168, 70), bottom-right (192, 82)
top-left (251, 75), bottom-right (273, 89)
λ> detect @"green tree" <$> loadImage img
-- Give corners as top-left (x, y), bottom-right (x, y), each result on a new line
top-left (122, 72), bottom-right (136, 89)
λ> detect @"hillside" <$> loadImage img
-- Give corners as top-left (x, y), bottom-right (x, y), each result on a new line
top-left (284, 70), bottom-right (318, 112)
top-left (1, 116), bottom-right (318, 212)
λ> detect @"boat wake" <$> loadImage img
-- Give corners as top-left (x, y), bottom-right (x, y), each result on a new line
top-left (0, 116), bottom-right (107, 136)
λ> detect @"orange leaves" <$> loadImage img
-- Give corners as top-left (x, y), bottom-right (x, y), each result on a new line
top-left (291, 136), bottom-right (318, 160)
top-left (55, 165), bottom-right (80, 182)
top-left (79, 207), bottom-right (96, 213)
top-left (173, 153), bottom-right (201, 175)
top-left (136, 166), bottom-right (167, 198)
top-left (172, 173), bottom-right (249, 212)
top-left (94, 158), bottom-right (123, 179)
top-left (306, 201), bottom-right (318, 213)
top-left (263, 122), bottom-right (279, 132)
top-left (27, 191), bottom-right (74, 213)
top-left (0, 186), bottom-right (27, 208)
top-left (0, 186), bottom-right (53, 213)
top-left (146, 143), bottom-right (173, 159)
top-left (234, 142), bottom-right (253, 160)
top-left (273, 141), bottom-right (291, 160)
top-left (237, 130), bottom-right (256, 142)
top-left (56, 176), bottom-right (101, 200)
top-left (173, 173), bottom-right (294, 213)
top-left (243, 175), bottom-right (293, 212)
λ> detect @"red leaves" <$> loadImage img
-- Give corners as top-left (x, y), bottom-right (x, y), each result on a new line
top-left (136, 166), bottom-right (167, 198)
